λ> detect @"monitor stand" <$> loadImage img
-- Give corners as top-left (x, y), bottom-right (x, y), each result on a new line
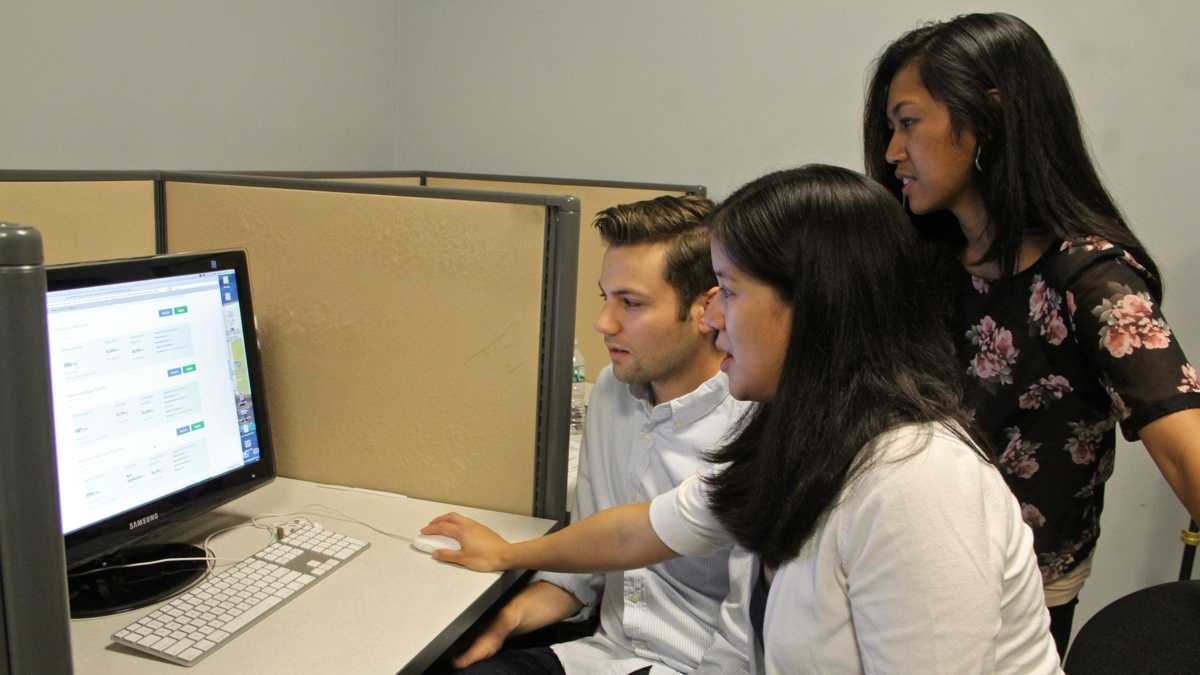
top-left (68, 543), bottom-right (208, 618)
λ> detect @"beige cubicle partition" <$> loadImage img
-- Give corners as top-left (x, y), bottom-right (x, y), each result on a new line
top-left (162, 177), bottom-right (574, 516)
top-left (425, 175), bottom-right (698, 380)
top-left (0, 176), bottom-right (157, 264)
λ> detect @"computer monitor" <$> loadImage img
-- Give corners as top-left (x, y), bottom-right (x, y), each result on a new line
top-left (45, 249), bottom-right (275, 617)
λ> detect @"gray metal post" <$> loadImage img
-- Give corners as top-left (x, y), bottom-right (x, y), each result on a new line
top-left (534, 200), bottom-right (580, 521)
top-left (0, 222), bottom-right (74, 674)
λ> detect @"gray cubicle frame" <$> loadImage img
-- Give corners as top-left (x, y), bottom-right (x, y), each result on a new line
top-left (420, 170), bottom-right (707, 197)
top-left (0, 170), bottom-right (168, 255)
top-left (232, 169), bottom-right (707, 197)
top-left (157, 172), bottom-right (580, 523)
top-left (226, 170), bottom-right (425, 183)
top-left (0, 223), bottom-right (75, 675)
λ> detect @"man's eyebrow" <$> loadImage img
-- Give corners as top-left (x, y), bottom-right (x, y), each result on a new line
top-left (597, 282), bottom-right (643, 297)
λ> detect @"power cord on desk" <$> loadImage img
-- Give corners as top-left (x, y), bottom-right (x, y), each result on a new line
top-left (266, 503), bottom-right (415, 545)
top-left (68, 502), bottom-right (417, 584)
top-left (67, 515), bottom-right (288, 580)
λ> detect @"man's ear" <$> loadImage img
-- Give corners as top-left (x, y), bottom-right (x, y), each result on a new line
top-left (694, 287), bottom-right (719, 333)
top-left (988, 88), bottom-right (1001, 104)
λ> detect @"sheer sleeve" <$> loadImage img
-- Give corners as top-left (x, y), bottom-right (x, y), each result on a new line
top-left (1062, 248), bottom-right (1200, 440)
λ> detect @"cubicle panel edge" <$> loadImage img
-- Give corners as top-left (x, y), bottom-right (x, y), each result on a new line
top-left (158, 171), bottom-right (573, 207)
top-left (419, 171), bottom-right (706, 197)
top-left (221, 170), bottom-right (707, 195)
top-left (0, 223), bottom-right (75, 674)
top-left (219, 171), bottom-right (425, 188)
top-left (535, 203), bottom-right (579, 521)
top-left (0, 170), bottom-right (161, 181)
top-left (160, 174), bottom-right (577, 519)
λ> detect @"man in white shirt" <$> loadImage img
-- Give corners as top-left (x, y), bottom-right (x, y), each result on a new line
top-left (452, 195), bottom-right (752, 675)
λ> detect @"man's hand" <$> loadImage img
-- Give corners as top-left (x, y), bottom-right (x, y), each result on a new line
top-left (422, 512), bottom-right (513, 571)
top-left (452, 581), bottom-right (585, 669)
top-left (453, 604), bottom-right (520, 668)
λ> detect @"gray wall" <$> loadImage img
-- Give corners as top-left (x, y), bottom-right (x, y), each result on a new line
top-left (0, 1), bottom-right (399, 169)
top-left (395, 0), bottom-right (1200, 638)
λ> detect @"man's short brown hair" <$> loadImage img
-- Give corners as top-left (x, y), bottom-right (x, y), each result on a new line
top-left (593, 194), bottom-right (716, 320)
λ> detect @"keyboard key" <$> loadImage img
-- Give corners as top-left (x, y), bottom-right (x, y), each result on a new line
top-left (136, 633), bottom-right (161, 647)
top-left (222, 595), bottom-right (281, 634)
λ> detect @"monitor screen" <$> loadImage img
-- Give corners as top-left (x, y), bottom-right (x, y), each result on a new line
top-left (46, 250), bottom-right (274, 569)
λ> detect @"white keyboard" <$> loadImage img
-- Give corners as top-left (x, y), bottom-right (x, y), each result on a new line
top-left (112, 525), bottom-right (369, 666)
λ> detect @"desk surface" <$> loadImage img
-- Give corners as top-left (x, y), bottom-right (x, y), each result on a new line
top-left (70, 477), bottom-right (557, 674)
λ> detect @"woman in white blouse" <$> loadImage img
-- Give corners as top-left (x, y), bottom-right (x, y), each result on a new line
top-left (424, 165), bottom-right (1062, 674)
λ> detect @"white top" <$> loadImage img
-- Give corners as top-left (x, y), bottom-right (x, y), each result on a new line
top-left (650, 423), bottom-right (1064, 675)
top-left (538, 365), bottom-right (753, 675)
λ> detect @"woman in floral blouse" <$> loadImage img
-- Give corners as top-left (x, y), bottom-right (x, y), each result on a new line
top-left (863, 12), bottom-right (1200, 656)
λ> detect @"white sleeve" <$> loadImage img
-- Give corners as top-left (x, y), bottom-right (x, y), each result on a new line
top-left (839, 440), bottom-right (1007, 674)
top-left (649, 473), bottom-right (734, 557)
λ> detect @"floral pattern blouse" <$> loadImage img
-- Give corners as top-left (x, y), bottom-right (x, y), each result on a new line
top-left (956, 237), bottom-right (1200, 583)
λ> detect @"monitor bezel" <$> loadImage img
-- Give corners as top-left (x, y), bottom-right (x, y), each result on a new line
top-left (46, 249), bottom-right (276, 569)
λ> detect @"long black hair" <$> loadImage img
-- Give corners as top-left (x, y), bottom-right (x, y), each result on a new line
top-left (863, 12), bottom-right (1162, 299)
top-left (703, 164), bottom-right (989, 568)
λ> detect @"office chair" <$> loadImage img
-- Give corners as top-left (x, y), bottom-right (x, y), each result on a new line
top-left (1064, 579), bottom-right (1200, 674)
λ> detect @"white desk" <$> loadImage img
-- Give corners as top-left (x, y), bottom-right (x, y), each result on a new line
top-left (70, 477), bottom-right (557, 674)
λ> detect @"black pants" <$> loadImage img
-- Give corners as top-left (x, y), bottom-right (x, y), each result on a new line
top-left (454, 647), bottom-right (653, 675)
top-left (1048, 597), bottom-right (1079, 659)
top-left (454, 647), bottom-right (565, 675)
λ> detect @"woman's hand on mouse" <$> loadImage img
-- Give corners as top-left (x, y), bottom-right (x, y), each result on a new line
top-left (421, 512), bottom-right (512, 571)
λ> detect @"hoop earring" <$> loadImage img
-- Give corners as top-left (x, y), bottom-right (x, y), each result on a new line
top-left (974, 145), bottom-right (983, 172)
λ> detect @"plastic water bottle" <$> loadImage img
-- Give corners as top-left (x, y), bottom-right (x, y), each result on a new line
top-left (570, 340), bottom-right (587, 435)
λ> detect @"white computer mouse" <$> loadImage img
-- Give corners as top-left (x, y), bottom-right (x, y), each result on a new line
top-left (412, 533), bottom-right (462, 554)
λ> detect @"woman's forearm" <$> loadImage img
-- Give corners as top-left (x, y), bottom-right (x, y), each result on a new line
top-left (504, 503), bottom-right (677, 572)
top-left (422, 501), bottom-right (678, 573)
top-left (1141, 409), bottom-right (1200, 522)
